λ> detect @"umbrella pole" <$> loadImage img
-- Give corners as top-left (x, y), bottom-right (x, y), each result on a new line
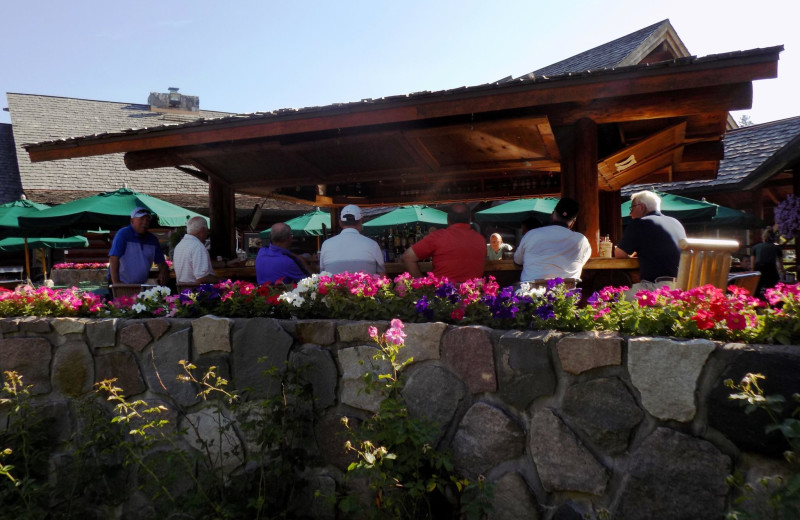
top-left (24, 237), bottom-right (31, 283)
top-left (41, 249), bottom-right (48, 280)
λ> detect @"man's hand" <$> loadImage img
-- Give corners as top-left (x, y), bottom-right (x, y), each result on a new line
top-left (402, 247), bottom-right (423, 278)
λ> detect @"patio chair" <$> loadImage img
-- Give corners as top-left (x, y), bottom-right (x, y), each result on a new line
top-left (675, 238), bottom-right (740, 291)
top-left (727, 271), bottom-right (761, 296)
top-left (109, 283), bottom-right (143, 299)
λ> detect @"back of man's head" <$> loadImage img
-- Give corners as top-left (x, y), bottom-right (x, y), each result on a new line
top-left (552, 198), bottom-right (580, 225)
top-left (448, 203), bottom-right (471, 225)
top-left (631, 190), bottom-right (661, 213)
top-left (270, 222), bottom-right (293, 245)
top-left (186, 216), bottom-right (208, 236)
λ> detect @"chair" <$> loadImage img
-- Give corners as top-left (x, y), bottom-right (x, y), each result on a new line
top-left (727, 271), bottom-right (761, 295)
top-left (109, 284), bottom-right (143, 299)
top-left (675, 238), bottom-right (740, 290)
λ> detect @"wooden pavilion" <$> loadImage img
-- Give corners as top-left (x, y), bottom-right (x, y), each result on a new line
top-left (24, 46), bottom-right (781, 260)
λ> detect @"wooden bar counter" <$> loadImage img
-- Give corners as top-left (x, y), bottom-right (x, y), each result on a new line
top-left (202, 257), bottom-right (639, 293)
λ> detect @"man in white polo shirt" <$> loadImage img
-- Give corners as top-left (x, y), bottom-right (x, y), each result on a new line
top-left (319, 205), bottom-right (385, 275)
top-left (173, 216), bottom-right (217, 284)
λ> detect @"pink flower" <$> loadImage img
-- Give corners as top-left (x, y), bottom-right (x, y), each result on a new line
top-left (368, 326), bottom-right (379, 339)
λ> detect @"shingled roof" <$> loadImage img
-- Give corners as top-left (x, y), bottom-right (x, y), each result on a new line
top-left (0, 123), bottom-right (21, 202)
top-left (510, 19), bottom-right (689, 80)
top-left (625, 116), bottom-right (800, 196)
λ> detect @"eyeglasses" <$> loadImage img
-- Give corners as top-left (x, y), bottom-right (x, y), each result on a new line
top-left (630, 203), bottom-right (644, 210)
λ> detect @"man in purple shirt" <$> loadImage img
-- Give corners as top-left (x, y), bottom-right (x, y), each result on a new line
top-left (255, 222), bottom-right (311, 285)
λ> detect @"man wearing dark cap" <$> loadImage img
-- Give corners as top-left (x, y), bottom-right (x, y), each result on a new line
top-left (402, 203), bottom-right (486, 282)
top-left (108, 207), bottom-right (170, 286)
top-left (319, 204), bottom-right (385, 275)
top-left (513, 197), bottom-right (591, 282)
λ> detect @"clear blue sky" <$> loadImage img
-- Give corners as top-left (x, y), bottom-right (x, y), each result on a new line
top-left (2, 0), bottom-right (798, 126)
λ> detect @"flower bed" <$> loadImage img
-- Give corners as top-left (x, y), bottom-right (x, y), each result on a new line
top-left (2, 272), bottom-right (800, 344)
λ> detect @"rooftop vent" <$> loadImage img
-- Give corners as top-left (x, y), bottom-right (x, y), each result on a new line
top-left (148, 87), bottom-right (199, 113)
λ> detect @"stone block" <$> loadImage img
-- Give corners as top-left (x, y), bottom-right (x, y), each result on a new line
top-left (192, 315), bottom-right (232, 355)
top-left (496, 330), bottom-right (558, 410)
top-left (145, 318), bottom-right (170, 340)
top-left (120, 322), bottom-right (152, 352)
top-left (182, 407), bottom-right (241, 473)
top-left (290, 344), bottom-right (338, 410)
top-left (231, 318), bottom-right (293, 399)
top-left (489, 472), bottom-right (541, 520)
top-left (453, 401), bottom-right (525, 479)
top-left (143, 327), bottom-right (197, 407)
top-left (315, 410), bottom-right (359, 471)
top-left (561, 377), bottom-right (643, 454)
top-left (401, 365), bottom-right (466, 441)
top-left (18, 316), bottom-right (51, 333)
top-left (399, 322), bottom-right (446, 364)
top-left (0, 337), bottom-right (52, 394)
top-left (0, 318), bottom-right (20, 334)
top-left (441, 326), bottom-right (497, 394)
top-left (339, 345), bottom-right (391, 412)
top-left (628, 337), bottom-right (715, 422)
top-left (296, 320), bottom-right (336, 345)
top-left (86, 318), bottom-right (117, 349)
top-left (529, 408), bottom-right (608, 495)
top-left (337, 320), bottom-right (384, 343)
top-left (52, 317), bottom-right (86, 336)
top-left (95, 351), bottom-right (146, 397)
top-left (615, 427), bottom-right (730, 520)
top-left (707, 343), bottom-right (800, 456)
top-left (52, 339), bottom-right (94, 397)
top-left (556, 331), bottom-right (622, 374)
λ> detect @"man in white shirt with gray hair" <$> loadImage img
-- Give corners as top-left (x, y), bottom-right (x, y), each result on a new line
top-left (173, 216), bottom-right (218, 284)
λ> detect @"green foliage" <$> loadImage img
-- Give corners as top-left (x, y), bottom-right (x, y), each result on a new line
top-left (340, 321), bottom-right (493, 519)
top-left (725, 373), bottom-right (800, 519)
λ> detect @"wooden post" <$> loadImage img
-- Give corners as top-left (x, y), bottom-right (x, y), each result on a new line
top-left (559, 118), bottom-right (599, 255)
top-left (208, 177), bottom-right (236, 260)
top-left (600, 190), bottom-right (622, 244)
top-left (751, 188), bottom-right (764, 248)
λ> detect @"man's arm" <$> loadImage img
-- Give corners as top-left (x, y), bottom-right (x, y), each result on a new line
top-left (614, 246), bottom-right (630, 258)
top-left (402, 247), bottom-right (423, 278)
top-left (109, 256), bottom-right (121, 284)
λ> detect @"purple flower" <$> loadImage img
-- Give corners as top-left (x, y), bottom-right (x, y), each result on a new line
top-left (415, 296), bottom-right (434, 320)
top-left (534, 304), bottom-right (555, 321)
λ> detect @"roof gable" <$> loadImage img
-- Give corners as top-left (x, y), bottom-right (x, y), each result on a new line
top-left (525, 20), bottom-right (689, 78)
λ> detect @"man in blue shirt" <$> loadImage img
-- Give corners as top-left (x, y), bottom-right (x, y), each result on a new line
top-left (109, 207), bottom-right (169, 285)
top-left (255, 222), bottom-right (311, 285)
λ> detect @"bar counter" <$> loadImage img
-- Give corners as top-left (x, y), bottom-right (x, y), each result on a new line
top-left (206, 257), bottom-right (640, 291)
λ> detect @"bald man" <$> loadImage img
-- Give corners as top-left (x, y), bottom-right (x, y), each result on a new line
top-left (255, 222), bottom-right (311, 285)
top-left (402, 203), bottom-right (485, 282)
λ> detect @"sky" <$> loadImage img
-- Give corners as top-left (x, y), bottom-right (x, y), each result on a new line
top-left (2, 0), bottom-right (798, 127)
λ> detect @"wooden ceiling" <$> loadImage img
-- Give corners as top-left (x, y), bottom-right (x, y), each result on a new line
top-left (26, 47), bottom-right (781, 208)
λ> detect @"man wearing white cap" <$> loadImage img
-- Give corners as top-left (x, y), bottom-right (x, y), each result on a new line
top-left (319, 205), bottom-right (385, 275)
top-left (109, 207), bottom-right (170, 286)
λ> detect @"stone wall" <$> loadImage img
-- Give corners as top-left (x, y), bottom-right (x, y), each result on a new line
top-left (0, 316), bottom-right (797, 519)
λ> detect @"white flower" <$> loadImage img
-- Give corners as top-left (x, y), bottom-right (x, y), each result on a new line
top-left (278, 292), bottom-right (305, 308)
top-left (131, 303), bottom-right (147, 314)
top-left (516, 283), bottom-right (546, 298)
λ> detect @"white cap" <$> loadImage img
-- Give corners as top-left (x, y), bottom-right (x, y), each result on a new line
top-left (130, 207), bottom-right (151, 218)
top-left (340, 204), bottom-right (362, 222)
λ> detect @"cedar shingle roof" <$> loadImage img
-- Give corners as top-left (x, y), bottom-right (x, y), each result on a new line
top-left (0, 123), bottom-right (21, 202)
top-left (5, 93), bottom-right (231, 200)
top-left (624, 116), bottom-right (800, 196)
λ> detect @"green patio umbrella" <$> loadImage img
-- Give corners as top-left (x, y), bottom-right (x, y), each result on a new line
top-left (259, 209), bottom-right (331, 238)
top-left (474, 197), bottom-right (560, 223)
top-left (0, 198), bottom-right (90, 282)
top-left (709, 206), bottom-right (763, 228)
top-left (362, 205), bottom-right (448, 234)
top-left (17, 187), bottom-right (208, 236)
top-left (621, 192), bottom-right (718, 223)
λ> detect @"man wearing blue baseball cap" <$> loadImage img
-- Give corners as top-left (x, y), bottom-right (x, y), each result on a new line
top-left (109, 207), bottom-right (170, 286)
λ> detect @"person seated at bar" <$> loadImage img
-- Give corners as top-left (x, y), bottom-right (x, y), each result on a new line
top-left (513, 197), bottom-right (591, 282)
top-left (402, 203), bottom-right (485, 282)
top-left (173, 216), bottom-right (218, 285)
top-left (109, 207), bottom-right (169, 286)
top-left (255, 222), bottom-right (312, 284)
top-left (319, 205), bottom-right (385, 275)
top-left (615, 190), bottom-right (686, 282)
top-left (486, 233), bottom-right (513, 260)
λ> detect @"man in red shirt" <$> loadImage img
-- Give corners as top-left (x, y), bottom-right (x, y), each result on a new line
top-left (402, 203), bottom-right (485, 282)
